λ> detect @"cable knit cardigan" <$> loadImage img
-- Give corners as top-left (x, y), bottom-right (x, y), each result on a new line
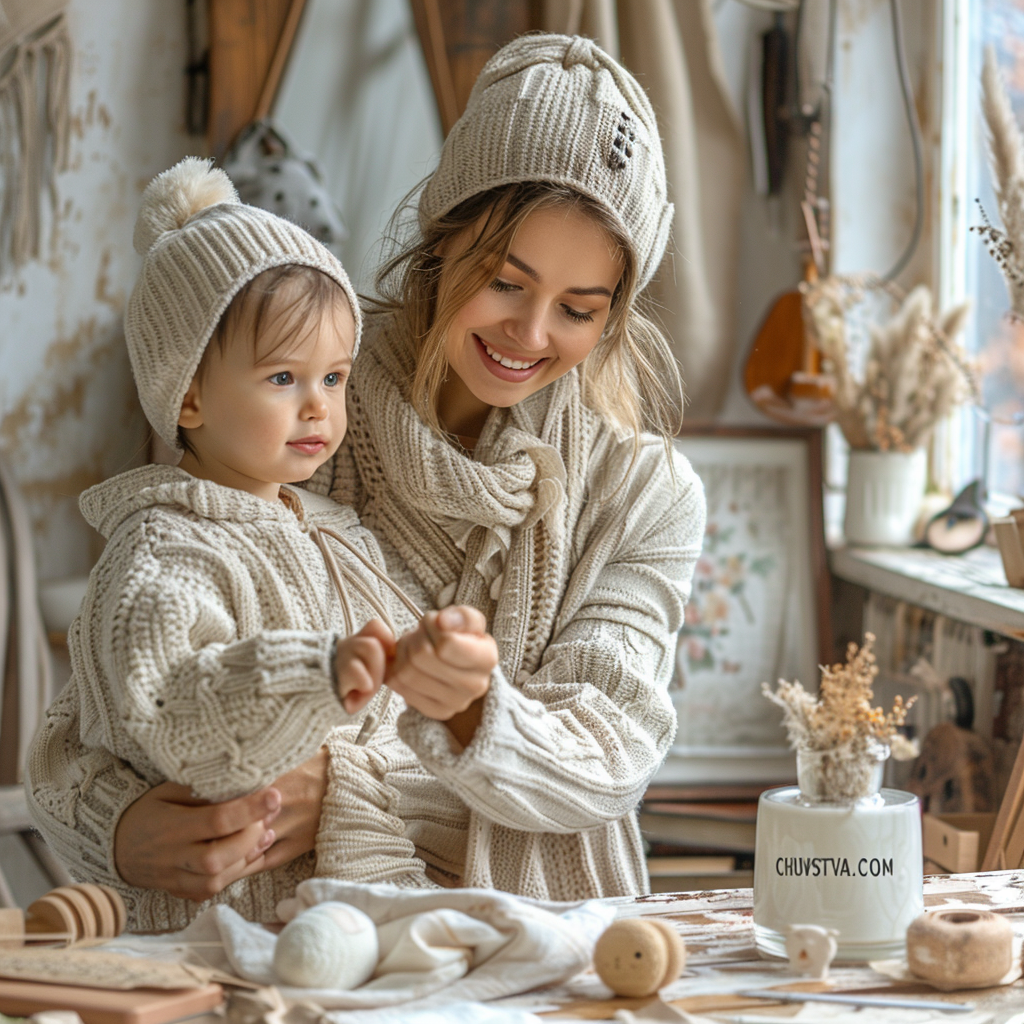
top-left (26, 466), bottom-right (429, 932)
top-left (308, 316), bottom-right (706, 898)
top-left (26, 314), bottom-right (705, 910)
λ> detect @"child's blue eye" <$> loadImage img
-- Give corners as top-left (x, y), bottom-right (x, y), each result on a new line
top-left (270, 372), bottom-right (293, 385)
top-left (324, 372), bottom-right (341, 387)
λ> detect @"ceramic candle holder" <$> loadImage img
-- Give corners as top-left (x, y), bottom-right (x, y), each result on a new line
top-left (753, 749), bottom-right (923, 961)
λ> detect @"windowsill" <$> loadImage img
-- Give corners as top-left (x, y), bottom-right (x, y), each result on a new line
top-left (830, 545), bottom-right (1024, 641)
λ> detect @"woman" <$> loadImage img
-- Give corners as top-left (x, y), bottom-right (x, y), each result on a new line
top-left (27, 33), bottom-right (704, 925)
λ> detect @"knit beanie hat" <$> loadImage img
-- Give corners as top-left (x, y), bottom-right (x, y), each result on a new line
top-left (419, 34), bottom-right (672, 291)
top-left (126, 157), bottom-right (362, 456)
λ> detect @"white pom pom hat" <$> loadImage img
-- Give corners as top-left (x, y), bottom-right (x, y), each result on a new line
top-left (419, 34), bottom-right (673, 291)
top-left (126, 157), bottom-right (361, 456)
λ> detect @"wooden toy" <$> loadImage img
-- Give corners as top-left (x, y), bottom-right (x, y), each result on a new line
top-left (592, 918), bottom-right (686, 998)
top-left (785, 923), bottom-right (838, 980)
top-left (0, 883), bottom-right (127, 947)
top-left (906, 908), bottom-right (1014, 988)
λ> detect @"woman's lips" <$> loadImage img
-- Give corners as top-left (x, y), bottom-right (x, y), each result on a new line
top-left (287, 438), bottom-right (327, 454)
top-left (474, 335), bottom-right (546, 382)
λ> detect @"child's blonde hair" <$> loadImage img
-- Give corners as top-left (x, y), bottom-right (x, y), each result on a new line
top-left (370, 181), bottom-right (684, 448)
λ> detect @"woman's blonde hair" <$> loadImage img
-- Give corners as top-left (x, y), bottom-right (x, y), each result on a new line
top-left (369, 181), bottom-right (684, 446)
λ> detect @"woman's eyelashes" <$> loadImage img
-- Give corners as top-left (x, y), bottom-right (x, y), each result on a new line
top-left (487, 277), bottom-right (596, 324)
top-left (563, 306), bottom-right (594, 324)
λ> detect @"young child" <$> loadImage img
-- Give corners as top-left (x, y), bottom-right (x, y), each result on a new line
top-left (37, 158), bottom-right (494, 930)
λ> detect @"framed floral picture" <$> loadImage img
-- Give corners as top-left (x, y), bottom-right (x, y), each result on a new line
top-left (656, 426), bottom-right (831, 784)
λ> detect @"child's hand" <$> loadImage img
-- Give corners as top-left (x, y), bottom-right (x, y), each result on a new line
top-left (335, 619), bottom-right (396, 714)
top-left (386, 606), bottom-right (498, 721)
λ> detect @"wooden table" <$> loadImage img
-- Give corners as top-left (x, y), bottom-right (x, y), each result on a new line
top-left (518, 872), bottom-right (1024, 1021)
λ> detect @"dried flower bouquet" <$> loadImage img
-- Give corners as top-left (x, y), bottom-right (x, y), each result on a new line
top-left (763, 633), bottom-right (917, 802)
top-left (802, 278), bottom-right (971, 452)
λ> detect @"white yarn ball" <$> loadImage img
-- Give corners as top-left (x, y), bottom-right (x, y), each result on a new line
top-left (273, 902), bottom-right (379, 989)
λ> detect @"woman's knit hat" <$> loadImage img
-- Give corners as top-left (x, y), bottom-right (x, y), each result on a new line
top-left (419, 34), bottom-right (673, 290)
top-left (125, 157), bottom-right (361, 456)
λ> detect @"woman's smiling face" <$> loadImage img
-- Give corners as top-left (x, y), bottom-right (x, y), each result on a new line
top-left (438, 204), bottom-right (623, 437)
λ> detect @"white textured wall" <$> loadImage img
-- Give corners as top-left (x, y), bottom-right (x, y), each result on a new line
top-left (0, 0), bottom-right (193, 581)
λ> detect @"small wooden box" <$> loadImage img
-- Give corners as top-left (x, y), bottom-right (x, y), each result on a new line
top-left (922, 812), bottom-right (996, 874)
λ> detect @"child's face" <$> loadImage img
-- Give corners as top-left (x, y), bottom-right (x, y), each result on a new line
top-left (440, 205), bottom-right (622, 435)
top-left (178, 283), bottom-right (356, 501)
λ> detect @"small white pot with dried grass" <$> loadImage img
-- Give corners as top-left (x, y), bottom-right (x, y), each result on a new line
top-left (802, 278), bottom-right (972, 546)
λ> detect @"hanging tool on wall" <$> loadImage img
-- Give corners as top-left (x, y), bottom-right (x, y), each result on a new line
top-left (744, 0), bottom-right (836, 425)
top-left (761, 13), bottom-right (789, 196)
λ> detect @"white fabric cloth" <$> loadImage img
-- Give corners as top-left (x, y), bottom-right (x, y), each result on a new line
top-left (111, 879), bottom-right (613, 1020)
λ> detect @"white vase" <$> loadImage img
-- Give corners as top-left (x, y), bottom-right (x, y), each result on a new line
top-left (844, 448), bottom-right (927, 546)
top-left (753, 746), bottom-right (923, 961)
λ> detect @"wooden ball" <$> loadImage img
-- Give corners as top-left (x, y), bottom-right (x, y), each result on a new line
top-left (593, 918), bottom-right (687, 998)
top-left (907, 909), bottom-right (1013, 988)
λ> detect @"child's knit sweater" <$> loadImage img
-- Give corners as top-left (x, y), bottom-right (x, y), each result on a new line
top-left (27, 465), bottom-right (429, 931)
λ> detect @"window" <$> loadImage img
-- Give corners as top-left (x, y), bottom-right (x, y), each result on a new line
top-left (941, 0), bottom-right (1024, 503)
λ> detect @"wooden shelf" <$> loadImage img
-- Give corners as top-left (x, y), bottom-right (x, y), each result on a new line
top-left (831, 544), bottom-right (1024, 641)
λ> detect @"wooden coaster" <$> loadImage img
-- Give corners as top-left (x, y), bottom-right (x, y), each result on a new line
top-left (95, 884), bottom-right (128, 936)
top-left (0, 979), bottom-right (223, 1024)
top-left (25, 895), bottom-right (78, 942)
top-left (72, 884), bottom-right (117, 939)
top-left (50, 888), bottom-right (98, 940)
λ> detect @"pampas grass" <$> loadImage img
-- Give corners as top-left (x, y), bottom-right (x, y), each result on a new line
top-left (977, 46), bottom-right (1024, 318)
top-left (802, 277), bottom-right (971, 451)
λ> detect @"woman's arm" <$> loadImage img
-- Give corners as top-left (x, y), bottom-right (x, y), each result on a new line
top-left (396, 446), bottom-right (705, 833)
top-left (26, 684), bottom-right (329, 903)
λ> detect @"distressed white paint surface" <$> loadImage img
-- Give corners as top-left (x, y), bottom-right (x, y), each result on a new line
top-left (0, 1), bottom-right (192, 581)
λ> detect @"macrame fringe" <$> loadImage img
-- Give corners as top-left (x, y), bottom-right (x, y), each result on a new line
top-left (0, 12), bottom-right (71, 277)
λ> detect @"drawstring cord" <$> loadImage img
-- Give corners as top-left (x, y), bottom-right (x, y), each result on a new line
top-left (307, 522), bottom-right (425, 746)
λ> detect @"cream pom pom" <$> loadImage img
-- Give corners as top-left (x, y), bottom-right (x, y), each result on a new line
top-left (133, 157), bottom-right (238, 255)
top-left (273, 902), bottom-right (379, 989)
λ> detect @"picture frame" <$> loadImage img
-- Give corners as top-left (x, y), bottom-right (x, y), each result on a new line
top-left (656, 425), bottom-right (831, 785)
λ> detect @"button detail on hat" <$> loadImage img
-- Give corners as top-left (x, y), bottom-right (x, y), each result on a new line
top-left (608, 111), bottom-right (635, 172)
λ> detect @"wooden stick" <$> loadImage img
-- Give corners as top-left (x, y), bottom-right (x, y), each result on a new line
top-left (983, 734), bottom-right (1024, 870)
top-left (254, 0), bottom-right (307, 120)
top-left (410, 0), bottom-right (460, 135)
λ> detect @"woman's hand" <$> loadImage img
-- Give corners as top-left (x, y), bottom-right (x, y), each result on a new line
top-left (114, 746), bottom-right (329, 901)
top-left (387, 606), bottom-right (497, 745)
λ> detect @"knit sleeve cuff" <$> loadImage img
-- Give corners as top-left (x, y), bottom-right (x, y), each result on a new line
top-left (396, 666), bottom-right (588, 831)
top-left (314, 728), bottom-right (432, 887)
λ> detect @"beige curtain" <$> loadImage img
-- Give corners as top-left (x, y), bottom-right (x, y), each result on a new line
top-left (543, 0), bottom-right (745, 420)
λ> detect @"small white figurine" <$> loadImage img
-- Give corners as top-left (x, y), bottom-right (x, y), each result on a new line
top-left (785, 924), bottom-right (839, 980)
top-left (273, 902), bottom-right (379, 989)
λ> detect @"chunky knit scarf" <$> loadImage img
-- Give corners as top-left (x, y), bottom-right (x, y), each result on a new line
top-left (347, 317), bottom-right (591, 682)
